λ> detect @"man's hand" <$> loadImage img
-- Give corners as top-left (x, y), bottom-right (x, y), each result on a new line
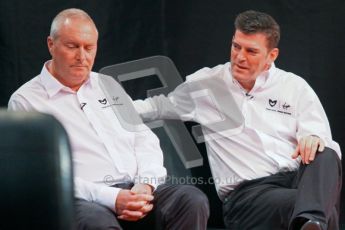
top-left (292, 135), bottom-right (325, 164)
top-left (131, 183), bottom-right (153, 195)
top-left (116, 189), bottom-right (154, 221)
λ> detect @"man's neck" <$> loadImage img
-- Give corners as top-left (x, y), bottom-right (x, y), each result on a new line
top-left (46, 61), bottom-right (84, 92)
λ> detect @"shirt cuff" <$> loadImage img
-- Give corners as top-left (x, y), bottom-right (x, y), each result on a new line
top-left (94, 186), bottom-right (121, 213)
top-left (133, 99), bottom-right (158, 119)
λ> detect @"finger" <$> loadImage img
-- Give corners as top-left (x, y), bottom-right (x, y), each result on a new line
top-left (133, 194), bottom-right (154, 202)
top-left (139, 204), bottom-right (153, 214)
top-left (291, 144), bottom-right (300, 159)
top-left (118, 212), bottom-right (149, 221)
top-left (318, 138), bottom-right (325, 152)
top-left (132, 189), bottom-right (148, 195)
top-left (126, 201), bottom-right (147, 210)
top-left (121, 210), bottom-right (144, 219)
top-left (304, 136), bottom-right (314, 164)
top-left (308, 138), bottom-right (319, 163)
top-left (299, 137), bottom-right (306, 164)
top-left (131, 188), bottom-right (145, 194)
top-left (117, 215), bottom-right (141, 222)
top-left (131, 186), bottom-right (147, 194)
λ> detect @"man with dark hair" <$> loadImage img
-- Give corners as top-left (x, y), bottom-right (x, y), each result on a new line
top-left (8, 8), bottom-right (209, 230)
top-left (134, 10), bottom-right (342, 230)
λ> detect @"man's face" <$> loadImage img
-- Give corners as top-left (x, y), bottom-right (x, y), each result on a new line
top-left (47, 17), bottom-right (98, 91)
top-left (230, 30), bottom-right (278, 90)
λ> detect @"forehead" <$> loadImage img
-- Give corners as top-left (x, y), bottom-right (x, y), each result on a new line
top-left (57, 18), bottom-right (98, 43)
top-left (233, 30), bottom-right (268, 49)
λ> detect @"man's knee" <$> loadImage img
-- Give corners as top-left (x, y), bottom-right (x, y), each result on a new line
top-left (75, 199), bottom-right (121, 230)
top-left (315, 147), bottom-right (341, 169)
top-left (176, 185), bottom-right (210, 213)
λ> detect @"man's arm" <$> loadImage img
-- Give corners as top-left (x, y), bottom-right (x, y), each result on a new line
top-left (291, 82), bottom-right (341, 163)
top-left (113, 127), bottom-right (166, 221)
top-left (113, 101), bottom-right (166, 221)
top-left (134, 127), bottom-right (167, 190)
top-left (75, 177), bottom-right (120, 211)
top-left (8, 94), bottom-right (30, 111)
top-left (134, 80), bottom-right (196, 122)
top-left (76, 177), bottom-right (153, 221)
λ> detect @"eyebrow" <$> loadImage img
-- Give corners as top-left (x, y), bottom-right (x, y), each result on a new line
top-left (232, 41), bottom-right (260, 51)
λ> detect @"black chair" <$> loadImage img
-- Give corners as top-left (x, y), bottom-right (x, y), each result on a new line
top-left (0, 110), bottom-right (74, 230)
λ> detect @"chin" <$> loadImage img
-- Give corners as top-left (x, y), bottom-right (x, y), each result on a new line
top-left (233, 74), bottom-right (251, 83)
top-left (72, 70), bottom-right (89, 77)
top-left (232, 71), bottom-right (243, 79)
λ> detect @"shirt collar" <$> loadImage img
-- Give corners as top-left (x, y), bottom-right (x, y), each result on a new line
top-left (253, 62), bottom-right (276, 90)
top-left (39, 61), bottom-right (95, 98)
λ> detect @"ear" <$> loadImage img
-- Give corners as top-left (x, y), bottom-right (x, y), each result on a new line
top-left (47, 36), bottom-right (54, 56)
top-left (268, 48), bottom-right (279, 63)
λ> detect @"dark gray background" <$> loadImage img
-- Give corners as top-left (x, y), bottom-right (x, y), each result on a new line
top-left (1, 0), bottom-right (344, 227)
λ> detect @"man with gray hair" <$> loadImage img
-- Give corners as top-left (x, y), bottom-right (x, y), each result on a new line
top-left (8, 8), bottom-right (209, 230)
top-left (134, 10), bottom-right (342, 230)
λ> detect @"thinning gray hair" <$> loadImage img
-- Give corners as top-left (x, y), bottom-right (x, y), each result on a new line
top-left (50, 8), bottom-right (97, 39)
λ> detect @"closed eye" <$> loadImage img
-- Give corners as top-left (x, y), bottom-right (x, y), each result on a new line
top-left (85, 46), bottom-right (96, 51)
top-left (66, 43), bottom-right (77, 49)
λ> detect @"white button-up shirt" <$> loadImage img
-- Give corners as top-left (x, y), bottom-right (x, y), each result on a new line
top-left (8, 61), bottom-right (167, 211)
top-left (134, 62), bottom-right (341, 201)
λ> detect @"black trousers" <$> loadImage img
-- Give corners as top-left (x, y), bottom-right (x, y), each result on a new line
top-left (75, 184), bottom-right (210, 230)
top-left (223, 147), bottom-right (342, 230)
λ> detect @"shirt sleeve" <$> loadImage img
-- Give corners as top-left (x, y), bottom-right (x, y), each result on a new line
top-left (133, 66), bottom-right (229, 124)
top-left (295, 82), bottom-right (341, 158)
top-left (8, 94), bottom-right (30, 111)
top-left (133, 80), bottom-right (196, 122)
top-left (74, 177), bottom-right (120, 212)
top-left (134, 127), bottom-right (167, 190)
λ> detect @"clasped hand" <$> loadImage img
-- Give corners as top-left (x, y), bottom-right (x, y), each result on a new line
top-left (292, 135), bottom-right (325, 164)
top-left (115, 184), bottom-right (154, 221)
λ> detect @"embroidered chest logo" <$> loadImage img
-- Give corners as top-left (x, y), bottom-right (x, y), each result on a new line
top-left (282, 102), bottom-right (290, 110)
top-left (98, 98), bottom-right (107, 105)
top-left (99, 96), bottom-right (124, 108)
top-left (266, 99), bottom-right (293, 116)
top-left (110, 96), bottom-right (123, 106)
top-left (269, 99), bottom-right (277, 107)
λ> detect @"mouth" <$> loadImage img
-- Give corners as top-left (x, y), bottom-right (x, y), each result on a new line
top-left (233, 63), bottom-right (248, 70)
top-left (71, 65), bottom-right (88, 69)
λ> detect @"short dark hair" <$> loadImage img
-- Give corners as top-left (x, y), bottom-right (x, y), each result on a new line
top-left (234, 10), bottom-right (280, 49)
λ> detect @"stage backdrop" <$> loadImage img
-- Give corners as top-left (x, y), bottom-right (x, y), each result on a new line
top-left (1, 0), bottom-right (344, 227)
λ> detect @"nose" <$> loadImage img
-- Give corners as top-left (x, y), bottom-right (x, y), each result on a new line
top-left (236, 49), bottom-right (246, 62)
top-left (76, 47), bottom-right (86, 62)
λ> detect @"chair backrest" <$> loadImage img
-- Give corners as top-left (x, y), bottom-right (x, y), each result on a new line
top-left (0, 110), bottom-right (74, 230)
